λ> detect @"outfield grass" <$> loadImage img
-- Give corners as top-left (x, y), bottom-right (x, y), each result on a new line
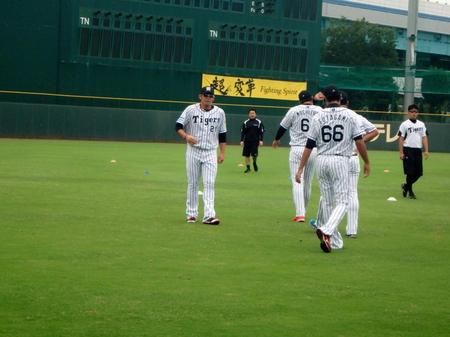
top-left (0, 138), bottom-right (449, 337)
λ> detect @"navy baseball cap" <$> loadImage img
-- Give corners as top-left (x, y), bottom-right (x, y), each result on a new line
top-left (322, 85), bottom-right (341, 101)
top-left (408, 104), bottom-right (419, 111)
top-left (200, 86), bottom-right (215, 96)
top-left (298, 90), bottom-right (312, 103)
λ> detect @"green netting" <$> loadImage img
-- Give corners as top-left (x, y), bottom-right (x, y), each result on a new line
top-left (319, 65), bottom-right (450, 95)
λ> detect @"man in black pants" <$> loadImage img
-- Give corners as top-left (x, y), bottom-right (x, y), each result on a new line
top-left (240, 108), bottom-right (265, 173)
top-left (398, 104), bottom-right (429, 199)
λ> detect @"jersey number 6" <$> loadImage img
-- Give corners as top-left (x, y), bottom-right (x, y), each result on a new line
top-left (321, 125), bottom-right (344, 142)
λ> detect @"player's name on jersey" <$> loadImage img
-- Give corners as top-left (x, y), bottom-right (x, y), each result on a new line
top-left (319, 110), bottom-right (349, 123)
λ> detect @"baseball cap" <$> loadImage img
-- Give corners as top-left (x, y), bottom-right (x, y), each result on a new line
top-left (322, 85), bottom-right (341, 101)
top-left (298, 90), bottom-right (312, 103)
top-left (200, 86), bottom-right (215, 96)
top-left (408, 104), bottom-right (419, 111)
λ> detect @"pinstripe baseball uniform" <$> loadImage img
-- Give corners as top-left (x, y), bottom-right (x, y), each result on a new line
top-left (279, 104), bottom-right (322, 218)
top-left (308, 106), bottom-right (364, 249)
top-left (346, 115), bottom-right (377, 236)
top-left (176, 103), bottom-right (227, 221)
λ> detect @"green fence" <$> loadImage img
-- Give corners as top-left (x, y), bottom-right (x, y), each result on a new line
top-left (1, 101), bottom-right (449, 152)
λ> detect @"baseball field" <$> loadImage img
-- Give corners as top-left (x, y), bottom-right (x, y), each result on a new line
top-left (1, 138), bottom-right (449, 337)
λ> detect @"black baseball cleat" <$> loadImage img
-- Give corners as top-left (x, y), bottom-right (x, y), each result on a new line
top-left (409, 192), bottom-right (417, 199)
top-left (401, 183), bottom-right (407, 198)
top-left (244, 168), bottom-right (251, 173)
top-left (316, 229), bottom-right (332, 253)
top-left (346, 234), bottom-right (357, 238)
top-left (253, 163), bottom-right (258, 172)
top-left (202, 217), bottom-right (220, 225)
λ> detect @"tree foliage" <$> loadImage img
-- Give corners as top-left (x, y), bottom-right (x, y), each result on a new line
top-left (320, 18), bottom-right (399, 110)
top-left (321, 18), bottom-right (398, 66)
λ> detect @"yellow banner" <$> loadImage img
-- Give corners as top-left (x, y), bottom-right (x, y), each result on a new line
top-left (202, 73), bottom-right (307, 101)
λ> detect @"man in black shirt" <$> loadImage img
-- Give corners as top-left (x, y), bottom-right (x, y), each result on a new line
top-left (240, 108), bottom-right (265, 173)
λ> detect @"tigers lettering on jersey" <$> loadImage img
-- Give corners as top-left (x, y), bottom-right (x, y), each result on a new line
top-left (192, 116), bottom-right (221, 126)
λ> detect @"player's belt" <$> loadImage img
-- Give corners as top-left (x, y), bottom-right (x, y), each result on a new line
top-left (352, 152), bottom-right (358, 156)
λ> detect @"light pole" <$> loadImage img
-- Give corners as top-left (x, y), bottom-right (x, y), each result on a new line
top-left (404, 0), bottom-right (419, 111)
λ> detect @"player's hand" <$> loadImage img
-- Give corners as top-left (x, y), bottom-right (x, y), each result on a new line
top-left (399, 153), bottom-right (404, 160)
top-left (259, 141), bottom-right (263, 146)
top-left (295, 170), bottom-right (302, 183)
top-left (424, 151), bottom-right (429, 160)
top-left (363, 163), bottom-right (370, 177)
top-left (218, 153), bottom-right (225, 164)
top-left (240, 141), bottom-right (244, 147)
top-left (314, 92), bottom-right (325, 101)
top-left (272, 140), bottom-right (280, 148)
top-left (185, 134), bottom-right (197, 145)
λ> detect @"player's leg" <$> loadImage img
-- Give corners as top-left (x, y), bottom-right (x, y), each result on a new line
top-left (186, 147), bottom-right (201, 219)
top-left (346, 156), bottom-right (360, 236)
top-left (303, 148), bottom-right (317, 210)
top-left (289, 146), bottom-right (305, 220)
top-left (330, 230), bottom-right (344, 249)
top-left (242, 143), bottom-right (251, 173)
top-left (252, 144), bottom-right (259, 172)
top-left (316, 156), bottom-right (333, 226)
top-left (320, 157), bottom-right (350, 244)
top-left (202, 149), bottom-right (218, 220)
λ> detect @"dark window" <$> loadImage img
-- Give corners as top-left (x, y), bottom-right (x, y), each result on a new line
top-left (218, 41), bottom-right (228, 66)
top-left (204, 0), bottom-right (210, 8)
top-left (264, 45), bottom-right (274, 70)
top-left (231, 1), bottom-right (244, 12)
top-left (174, 36), bottom-right (185, 63)
top-left (153, 35), bottom-right (163, 61)
top-left (114, 20), bottom-right (121, 28)
top-left (79, 28), bottom-right (91, 55)
top-left (246, 44), bottom-right (255, 69)
top-left (125, 21), bottom-right (131, 29)
top-left (133, 32), bottom-right (144, 59)
top-left (209, 40), bottom-right (219, 65)
top-left (228, 41), bottom-right (238, 67)
top-left (90, 29), bottom-right (102, 56)
top-left (122, 31), bottom-right (133, 58)
top-left (103, 19), bottom-right (110, 27)
top-left (164, 35), bottom-right (175, 62)
top-left (101, 30), bottom-right (113, 57)
top-left (143, 34), bottom-right (155, 60)
top-left (183, 38), bottom-right (192, 63)
top-left (237, 43), bottom-right (246, 68)
top-left (222, 1), bottom-right (229, 10)
top-left (112, 31), bottom-right (123, 58)
top-left (145, 23), bottom-right (152, 31)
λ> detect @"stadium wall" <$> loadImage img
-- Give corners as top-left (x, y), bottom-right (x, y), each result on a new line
top-left (0, 102), bottom-right (448, 153)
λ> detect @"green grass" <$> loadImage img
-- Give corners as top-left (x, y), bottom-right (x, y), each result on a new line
top-left (0, 138), bottom-right (449, 337)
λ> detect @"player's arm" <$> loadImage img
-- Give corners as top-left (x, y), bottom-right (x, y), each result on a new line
top-left (175, 123), bottom-right (197, 144)
top-left (218, 132), bottom-right (226, 163)
top-left (259, 122), bottom-right (265, 145)
top-left (272, 125), bottom-right (287, 148)
top-left (355, 136), bottom-right (370, 177)
top-left (363, 128), bottom-right (379, 143)
top-left (295, 138), bottom-right (315, 183)
top-left (398, 134), bottom-right (405, 160)
top-left (422, 133), bottom-right (429, 159)
top-left (240, 122), bottom-right (246, 146)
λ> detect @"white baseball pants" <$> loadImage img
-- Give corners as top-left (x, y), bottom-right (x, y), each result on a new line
top-left (289, 146), bottom-right (317, 217)
top-left (185, 146), bottom-right (217, 220)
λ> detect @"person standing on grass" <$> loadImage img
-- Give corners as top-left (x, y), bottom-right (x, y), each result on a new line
top-left (240, 108), bottom-right (265, 173)
top-left (272, 90), bottom-right (322, 223)
top-left (398, 104), bottom-right (429, 199)
top-left (175, 86), bottom-right (227, 225)
top-left (295, 85), bottom-right (370, 253)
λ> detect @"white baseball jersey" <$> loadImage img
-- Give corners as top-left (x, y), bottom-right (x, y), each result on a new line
top-left (308, 107), bottom-right (364, 156)
top-left (280, 104), bottom-right (323, 146)
top-left (398, 119), bottom-right (427, 148)
top-left (352, 115), bottom-right (377, 152)
top-left (176, 103), bottom-right (227, 150)
top-left (177, 103), bottom-right (227, 221)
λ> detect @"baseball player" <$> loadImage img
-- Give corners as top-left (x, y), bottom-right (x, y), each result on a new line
top-left (341, 91), bottom-right (379, 237)
top-left (272, 91), bottom-right (322, 222)
top-left (240, 108), bottom-right (265, 173)
top-left (175, 86), bottom-right (227, 225)
top-left (295, 85), bottom-right (370, 253)
top-left (398, 104), bottom-right (429, 199)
